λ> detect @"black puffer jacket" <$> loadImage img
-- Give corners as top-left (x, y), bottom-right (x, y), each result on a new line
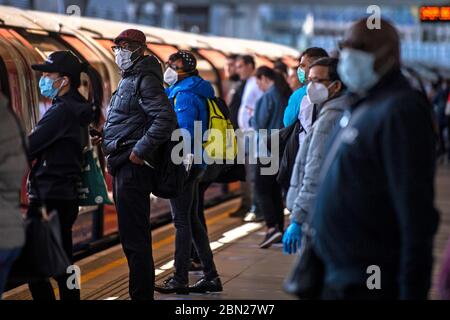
top-left (103, 55), bottom-right (177, 175)
top-left (28, 88), bottom-right (93, 200)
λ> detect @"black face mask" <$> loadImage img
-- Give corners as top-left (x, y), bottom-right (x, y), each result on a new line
top-left (229, 74), bottom-right (240, 82)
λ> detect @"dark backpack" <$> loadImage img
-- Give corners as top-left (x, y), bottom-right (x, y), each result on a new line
top-left (135, 75), bottom-right (188, 199)
top-left (150, 137), bottom-right (188, 199)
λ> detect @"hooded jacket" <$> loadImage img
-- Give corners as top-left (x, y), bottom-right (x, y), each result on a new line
top-left (28, 88), bottom-right (93, 200)
top-left (103, 55), bottom-right (177, 174)
top-left (0, 96), bottom-right (26, 249)
top-left (166, 75), bottom-right (213, 156)
top-left (286, 93), bottom-right (349, 224)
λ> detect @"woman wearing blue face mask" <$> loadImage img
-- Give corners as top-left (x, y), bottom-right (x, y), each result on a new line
top-left (27, 51), bottom-right (96, 300)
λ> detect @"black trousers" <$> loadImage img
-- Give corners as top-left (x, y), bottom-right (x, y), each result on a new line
top-left (28, 199), bottom-right (80, 301)
top-left (254, 162), bottom-right (284, 232)
top-left (191, 181), bottom-right (210, 264)
top-left (191, 164), bottom-right (224, 264)
top-left (113, 163), bottom-right (155, 300)
top-left (170, 167), bottom-right (218, 284)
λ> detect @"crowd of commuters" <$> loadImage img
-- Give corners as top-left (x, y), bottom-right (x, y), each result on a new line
top-left (1, 17), bottom-right (450, 301)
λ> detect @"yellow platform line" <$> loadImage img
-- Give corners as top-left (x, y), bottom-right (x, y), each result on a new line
top-left (78, 209), bottom-right (235, 286)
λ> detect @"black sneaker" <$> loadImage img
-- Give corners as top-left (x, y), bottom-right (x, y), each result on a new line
top-left (259, 229), bottom-right (283, 249)
top-left (155, 277), bottom-right (189, 295)
top-left (189, 277), bottom-right (223, 293)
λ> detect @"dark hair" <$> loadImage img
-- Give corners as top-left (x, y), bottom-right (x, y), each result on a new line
top-left (274, 59), bottom-right (288, 75)
top-left (255, 66), bottom-right (292, 100)
top-left (299, 47), bottom-right (329, 62)
top-left (227, 54), bottom-right (239, 61)
top-left (237, 55), bottom-right (255, 69)
top-left (309, 57), bottom-right (346, 90)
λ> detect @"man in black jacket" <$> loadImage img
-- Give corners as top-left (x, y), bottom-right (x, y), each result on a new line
top-left (102, 29), bottom-right (177, 300)
top-left (29, 51), bottom-right (94, 300)
top-left (309, 19), bottom-right (439, 299)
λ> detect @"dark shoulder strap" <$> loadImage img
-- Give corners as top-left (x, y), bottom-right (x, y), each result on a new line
top-left (212, 96), bottom-right (231, 120)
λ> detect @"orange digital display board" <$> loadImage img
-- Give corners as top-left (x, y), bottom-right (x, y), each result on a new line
top-left (420, 6), bottom-right (450, 22)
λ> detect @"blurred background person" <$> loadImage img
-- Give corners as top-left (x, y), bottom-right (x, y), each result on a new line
top-left (431, 78), bottom-right (449, 160)
top-left (232, 55), bottom-right (264, 221)
top-left (287, 67), bottom-right (302, 92)
top-left (224, 54), bottom-right (241, 107)
top-left (250, 66), bottom-right (291, 248)
top-left (0, 94), bottom-right (27, 299)
top-left (274, 58), bottom-right (289, 80)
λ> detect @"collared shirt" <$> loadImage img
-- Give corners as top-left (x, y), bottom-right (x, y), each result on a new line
top-left (237, 76), bottom-right (264, 131)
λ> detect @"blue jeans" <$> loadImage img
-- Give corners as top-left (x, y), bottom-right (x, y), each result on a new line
top-left (0, 248), bottom-right (22, 299)
top-left (170, 167), bottom-right (218, 284)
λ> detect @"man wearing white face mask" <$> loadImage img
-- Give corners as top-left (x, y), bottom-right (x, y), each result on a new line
top-left (103, 29), bottom-right (177, 300)
top-left (308, 19), bottom-right (439, 300)
top-left (283, 57), bottom-right (349, 255)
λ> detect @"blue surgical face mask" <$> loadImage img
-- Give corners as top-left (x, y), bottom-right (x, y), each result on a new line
top-left (297, 67), bottom-right (306, 84)
top-left (337, 48), bottom-right (380, 94)
top-left (39, 76), bottom-right (64, 99)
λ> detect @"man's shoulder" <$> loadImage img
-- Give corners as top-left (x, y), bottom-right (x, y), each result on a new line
top-left (372, 86), bottom-right (428, 116)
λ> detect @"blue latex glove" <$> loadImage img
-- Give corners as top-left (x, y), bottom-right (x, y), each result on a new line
top-left (282, 222), bottom-right (302, 255)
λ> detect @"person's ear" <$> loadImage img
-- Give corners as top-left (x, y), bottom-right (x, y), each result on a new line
top-left (328, 81), bottom-right (340, 97)
top-left (334, 80), bottom-right (342, 93)
top-left (61, 76), bottom-right (70, 87)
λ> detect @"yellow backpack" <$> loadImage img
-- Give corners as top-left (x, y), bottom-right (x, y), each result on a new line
top-left (203, 97), bottom-right (238, 161)
top-left (173, 95), bottom-right (238, 161)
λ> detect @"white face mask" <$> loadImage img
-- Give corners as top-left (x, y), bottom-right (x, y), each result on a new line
top-left (164, 67), bottom-right (178, 86)
top-left (307, 82), bottom-right (333, 104)
top-left (115, 47), bottom-right (140, 71)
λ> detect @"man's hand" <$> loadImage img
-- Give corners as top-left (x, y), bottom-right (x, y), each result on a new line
top-left (129, 151), bottom-right (144, 165)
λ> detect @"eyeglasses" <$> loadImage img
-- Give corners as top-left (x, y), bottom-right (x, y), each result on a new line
top-left (111, 44), bottom-right (140, 54)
